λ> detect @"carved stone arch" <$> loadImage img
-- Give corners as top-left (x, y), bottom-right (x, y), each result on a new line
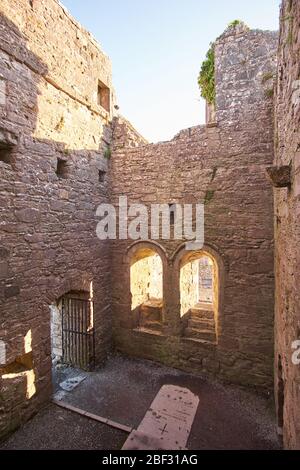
top-left (172, 243), bottom-right (225, 342)
top-left (126, 241), bottom-right (169, 329)
top-left (45, 271), bottom-right (93, 306)
top-left (126, 240), bottom-right (168, 264)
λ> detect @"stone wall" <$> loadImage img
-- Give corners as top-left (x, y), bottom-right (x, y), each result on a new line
top-left (50, 303), bottom-right (62, 363)
top-left (215, 23), bottom-right (278, 127)
top-left (1, 0), bottom-right (295, 447)
top-left (110, 26), bottom-right (278, 391)
top-left (0, 0), bottom-right (114, 439)
top-left (130, 254), bottom-right (163, 310)
top-left (273, 0), bottom-right (300, 450)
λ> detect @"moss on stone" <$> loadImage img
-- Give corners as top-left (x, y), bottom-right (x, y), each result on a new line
top-left (104, 146), bottom-right (111, 160)
top-left (204, 190), bottom-right (215, 205)
top-left (262, 72), bottom-right (274, 84)
top-left (265, 88), bottom-right (274, 98)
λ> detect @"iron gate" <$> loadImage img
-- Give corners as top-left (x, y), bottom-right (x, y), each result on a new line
top-left (61, 296), bottom-right (95, 370)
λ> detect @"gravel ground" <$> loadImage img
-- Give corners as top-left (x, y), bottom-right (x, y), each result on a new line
top-left (0, 354), bottom-right (281, 450)
top-left (0, 404), bottom-right (127, 450)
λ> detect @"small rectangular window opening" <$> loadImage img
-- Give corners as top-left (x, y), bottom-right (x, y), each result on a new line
top-left (97, 80), bottom-right (110, 113)
top-left (56, 158), bottom-right (68, 179)
top-left (0, 145), bottom-right (13, 165)
top-left (99, 170), bottom-right (106, 183)
top-left (169, 203), bottom-right (176, 226)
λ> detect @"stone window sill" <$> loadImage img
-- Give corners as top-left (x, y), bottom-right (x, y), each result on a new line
top-left (132, 327), bottom-right (165, 338)
top-left (181, 336), bottom-right (216, 347)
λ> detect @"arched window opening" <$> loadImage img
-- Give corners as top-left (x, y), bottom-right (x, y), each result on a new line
top-left (180, 253), bottom-right (217, 344)
top-left (130, 248), bottom-right (163, 333)
top-left (50, 289), bottom-right (95, 372)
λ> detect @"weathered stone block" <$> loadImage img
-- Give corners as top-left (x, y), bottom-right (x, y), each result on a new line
top-left (0, 80), bottom-right (6, 106)
top-left (0, 261), bottom-right (8, 278)
top-left (266, 166), bottom-right (291, 188)
top-left (15, 208), bottom-right (41, 223)
top-left (4, 285), bottom-right (20, 299)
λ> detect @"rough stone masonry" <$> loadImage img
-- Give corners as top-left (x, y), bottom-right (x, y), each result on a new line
top-left (0, 0), bottom-right (114, 439)
top-left (111, 25), bottom-right (278, 390)
top-left (0, 0), bottom-right (299, 450)
top-left (273, 0), bottom-right (300, 450)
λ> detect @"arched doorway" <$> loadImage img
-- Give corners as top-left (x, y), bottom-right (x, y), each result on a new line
top-left (130, 246), bottom-right (164, 333)
top-left (179, 251), bottom-right (218, 344)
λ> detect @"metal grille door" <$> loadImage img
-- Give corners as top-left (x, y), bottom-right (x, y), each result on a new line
top-left (61, 296), bottom-right (95, 370)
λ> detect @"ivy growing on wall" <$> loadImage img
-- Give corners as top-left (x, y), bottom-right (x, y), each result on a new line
top-left (198, 20), bottom-right (249, 105)
top-left (198, 44), bottom-right (215, 105)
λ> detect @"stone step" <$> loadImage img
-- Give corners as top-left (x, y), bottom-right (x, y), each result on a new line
top-left (140, 300), bottom-right (163, 323)
top-left (188, 317), bottom-right (215, 330)
top-left (190, 308), bottom-right (215, 321)
top-left (141, 320), bottom-right (163, 332)
top-left (196, 302), bottom-right (214, 310)
top-left (143, 298), bottom-right (163, 308)
top-left (184, 327), bottom-right (216, 343)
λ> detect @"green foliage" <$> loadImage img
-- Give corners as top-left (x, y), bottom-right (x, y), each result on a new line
top-left (286, 28), bottom-right (293, 45)
top-left (198, 45), bottom-right (215, 105)
top-left (55, 116), bottom-right (65, 132)
top-left (265, 88), bottom-right (274, 99)
top-left (282, 13), bottom-right (294, 45)
top-left (211, 167), bottom-right (218, 182)
top-left (198, 19), bottom-right (249, 104)
top-left (228, 19), bottom-right (249, 31)
top-left (204, 190), bottom-right (215, 205)
top-left (104, 146), bottom-right (111, 160)
top-left (262, 72), bottom-right (274, 84)
top-left (228, 19), bottom-right (242, 28)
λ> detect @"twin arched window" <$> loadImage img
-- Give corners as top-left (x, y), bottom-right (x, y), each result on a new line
top-left (128, 243), bottom-right (219, 344)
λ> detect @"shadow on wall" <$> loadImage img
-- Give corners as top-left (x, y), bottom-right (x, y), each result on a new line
top-left (0, 13), bottom-right (49, 434)
top-left (0, 12), bottom-right (112, 438)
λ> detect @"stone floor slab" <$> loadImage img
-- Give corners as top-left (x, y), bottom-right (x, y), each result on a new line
top-left (122, 385), bottom-right (199, 450)
top-left (59, 375), bottom-right (86, 392)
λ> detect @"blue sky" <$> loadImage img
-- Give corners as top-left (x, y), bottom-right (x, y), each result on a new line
top-left (62, 0), bottom-right (281, 142)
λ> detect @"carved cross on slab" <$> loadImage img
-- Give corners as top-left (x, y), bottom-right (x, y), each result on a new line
top-left (122, 385), bottom-right (199, 450)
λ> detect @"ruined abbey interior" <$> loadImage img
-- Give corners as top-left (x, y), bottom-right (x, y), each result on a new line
top-left (0, 0), bottom-right (299, 451)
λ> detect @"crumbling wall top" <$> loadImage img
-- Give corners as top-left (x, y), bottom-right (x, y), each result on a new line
top-left (216, 21), bottom-right (251, 42)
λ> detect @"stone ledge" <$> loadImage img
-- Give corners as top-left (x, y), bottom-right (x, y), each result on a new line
top-left (181, 337), bottom-right (217, 349)
top-left (0, 128), bottom-right (18, 147)
top-left (132, 328), bottom-right (166, 338)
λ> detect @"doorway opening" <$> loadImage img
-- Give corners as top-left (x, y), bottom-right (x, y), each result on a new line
top-left (50, 290), bottom-right (95, 371)
top-left (180, 253), bottom-right (217, 344)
